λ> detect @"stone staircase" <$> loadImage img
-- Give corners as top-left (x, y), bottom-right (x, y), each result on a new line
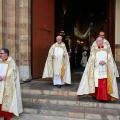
top-left (21, 78), bottom-right (120, 120)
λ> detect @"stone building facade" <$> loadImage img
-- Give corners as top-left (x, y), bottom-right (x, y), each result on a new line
top-left (0, 0), bottom-right (120, 81)
top-left (0, 0), bottom-right (31, 81)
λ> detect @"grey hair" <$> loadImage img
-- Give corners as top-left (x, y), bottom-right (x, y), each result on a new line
top-left (56, 35), bottom-right (62, 41)
top-left (0, 48), bottom-right (9, 56)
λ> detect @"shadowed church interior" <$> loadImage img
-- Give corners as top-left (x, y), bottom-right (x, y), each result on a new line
top-left (55, 0), bottom-right (107, 72)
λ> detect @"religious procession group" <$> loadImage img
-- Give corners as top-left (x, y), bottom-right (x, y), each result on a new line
top-left (0, 31), bottom-right (119, 120)
top-left (42, 32), bottom-right (119, 102)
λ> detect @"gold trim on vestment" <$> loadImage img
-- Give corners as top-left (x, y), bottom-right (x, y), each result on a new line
top-left (60, 62), bottom-right (65, 80)
top-left (0, 59), bottom-right (16, 111)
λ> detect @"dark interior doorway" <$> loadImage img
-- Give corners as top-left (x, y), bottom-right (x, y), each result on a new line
top-left (55, 0), bottom-right (114, 72)
top-left (55, 0), bottom-right (107, 43)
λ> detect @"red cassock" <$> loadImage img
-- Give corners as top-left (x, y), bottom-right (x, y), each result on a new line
top-left (91, 78), bottom-right (110, 101)
top-left (0, 104), bottom-right (12, 120)
top-left (91, 45), bottom-right (110, 101)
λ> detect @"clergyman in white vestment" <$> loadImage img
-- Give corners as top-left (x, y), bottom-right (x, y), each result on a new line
top-left (42, 36), bottom-right (71, 88)
top-left (77, 36), bottom-right (119, 101)
top-left (0, 48), bottom-right (23, 120)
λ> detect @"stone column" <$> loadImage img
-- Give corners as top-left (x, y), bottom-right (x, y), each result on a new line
top-left (0, 0), bottom-right (2, 48)
top-left (2, 0), bottom-right (16, 59)
top-left (115, 0), bottom-right (120, 74)
top-left (1, 0), bottom-right (31, 81)
top-left (16, 0), bottom-right (31, 81)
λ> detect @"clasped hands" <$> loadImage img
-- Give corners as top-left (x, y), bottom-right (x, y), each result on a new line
top-left (0, 76), bottom-right (5, 81)
top-left (52, 54), bottom-right (66, 59)
top-left (99, 60), bottom-right (106, 65)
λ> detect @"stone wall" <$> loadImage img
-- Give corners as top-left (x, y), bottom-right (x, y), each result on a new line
top-left (115, 0), bottom-right (120, 74)
top-left (0, 0), bottom-right (2, 48)
top-left (0, 0), bottom-right (31, 81)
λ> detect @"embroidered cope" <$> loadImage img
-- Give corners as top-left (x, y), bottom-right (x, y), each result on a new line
top-left (0, 57), bottom-right (23, 116)
top-left (77, 39), bottom-right (119, 100)
top-left (42, 42), bottom-right (71, 84)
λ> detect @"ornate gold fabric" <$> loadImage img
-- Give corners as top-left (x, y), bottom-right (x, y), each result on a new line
top-left (0, 57), bottom-right (23, 116)
top-left (60, 62), bottom-right (64, 80)
top-left (74, 27), bottom-right (90, 39)
top-left (107, 67), bottom-right (113, 94)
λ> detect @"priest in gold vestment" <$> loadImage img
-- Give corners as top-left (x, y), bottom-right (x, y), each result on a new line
top-left (77, 36), bottom-right (119, 101)
top-left (0, 48), bottom-right (23, 120)
top-left (42, 36), bottom-right (71, 88)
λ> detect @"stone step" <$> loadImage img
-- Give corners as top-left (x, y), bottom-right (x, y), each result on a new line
top-left (12, 114), bottom-right (87, 120)
top-left (22, 88), bottom-right (78, 97)
top-left (21, 81), bottom-right (79, 97)
top-left (22, 94), bottom-right (120, 110)
top-left (23, 103), bottom-right (120, 120)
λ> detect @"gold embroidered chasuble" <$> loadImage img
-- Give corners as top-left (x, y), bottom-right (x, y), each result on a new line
top-left (42, 42), bottom-right (71, 84)
top-left (77, 39), bottom-right (119, 100)
top-left (0, 57), bottom-right (23, 116)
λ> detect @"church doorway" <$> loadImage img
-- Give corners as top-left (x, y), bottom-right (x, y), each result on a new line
top-left (32, 0), bottom-right (115, 78)
top-left (55, 0), bottom-right (115, 73)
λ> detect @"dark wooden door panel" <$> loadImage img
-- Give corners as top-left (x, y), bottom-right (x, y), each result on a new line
top-left (106, 0), bottom-right (115, 56)
top-left (32, 0), bottom-right (54, 78)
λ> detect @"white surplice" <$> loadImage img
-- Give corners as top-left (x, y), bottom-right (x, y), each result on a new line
top-left (94, 48), bottom-right (107, 87)
top-left (0, 63), bottom-right (8, 103)
top-left (53, 47), bottom-right (64, 85)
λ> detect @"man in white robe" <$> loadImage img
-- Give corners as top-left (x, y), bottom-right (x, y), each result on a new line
top-left (77, 34), bottom-right (119, 101)
top-left (0, 48), bottom-right (23, 120)
top-left (42, 36), bottom-right (71, 88)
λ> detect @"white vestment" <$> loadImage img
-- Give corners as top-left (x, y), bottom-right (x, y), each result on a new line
top-left (77, 39), bottom-right (119, 100)
top-left (0, 57), bottom-right (23, 116)
top-left (53, 47), bottom-right (64, 85)
top-left (42, 42), bottom-right (71, 85)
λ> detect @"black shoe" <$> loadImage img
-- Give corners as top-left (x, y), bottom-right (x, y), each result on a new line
top-left (4, 118), bottom-right (7, 120)
top-left (57, 85), bottom-right (61, 88)
top-left (92, 96), bottom-right (96, 100)
top-left (98, 100), bottom-right (108, 103)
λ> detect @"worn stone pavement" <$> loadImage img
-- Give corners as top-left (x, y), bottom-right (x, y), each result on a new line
top-left (0, 114), bottom-right (88, 120)
top-left (11, 114), bottom-right (88, 120)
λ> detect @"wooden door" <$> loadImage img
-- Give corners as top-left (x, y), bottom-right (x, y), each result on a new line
top-left (32, 0), bottom-right (54, 78)
top-left (106, 0), bottom-right (115, 56)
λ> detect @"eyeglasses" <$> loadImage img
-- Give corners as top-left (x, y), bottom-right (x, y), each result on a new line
top-left (0, 53), bottom-right (6, 54)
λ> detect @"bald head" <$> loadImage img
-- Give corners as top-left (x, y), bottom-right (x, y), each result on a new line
top-left (56, 36), bottom-right (63, 44)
